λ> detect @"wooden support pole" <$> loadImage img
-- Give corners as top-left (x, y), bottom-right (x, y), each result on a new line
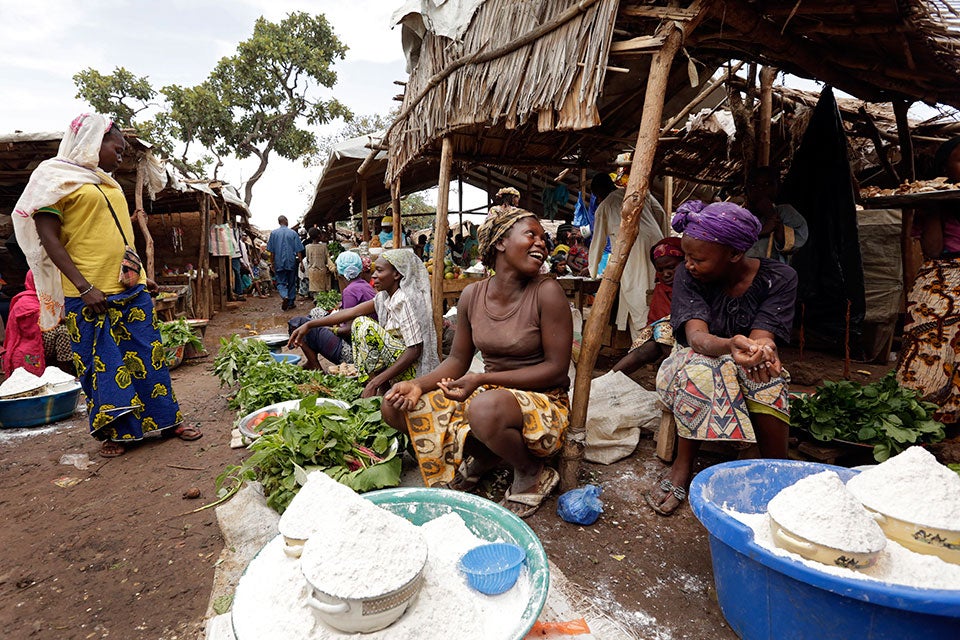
top-left (198, 195), bottom-right (211, 318)
top-left (134, 159), bottom-right (155, 281)
top-left (663, 176), bottom-right (674, 235)
top-left (893, 100), bottom-right (915, 182)
top-left (562, 24), bottom-right (685, 492)
top-left (361, 181), bottom-right (370, 242)
top-left (757, 66), bottom-right (777, 167)
top-left (459, 174), bottom-right (464, 231)
top-left (391, 181), bottom-right (402, 249)
top-left (432, 138), bottom-right (454, 360)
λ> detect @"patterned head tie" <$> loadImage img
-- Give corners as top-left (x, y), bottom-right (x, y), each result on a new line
top-left (671, 200), bottom-right (761, 252)
top-left (477, 206), bottom-right (538, 268)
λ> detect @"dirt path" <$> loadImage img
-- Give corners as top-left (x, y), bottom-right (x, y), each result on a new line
top-left (0, 294), bottom-right (893, 640)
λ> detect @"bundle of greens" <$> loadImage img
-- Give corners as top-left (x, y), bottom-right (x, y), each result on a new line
top-left (213, 335), bottom-right (273, 386)
top-left (230, 361), bottom-right (365, 416)
top-left (313, 290), bottom-right (342, 312)
top-left (792, 372), bottom-right (946, 461)
top-left (217, 396), bottom-right (404, 512)
top-left (159, 318), bottom-right (204, 355)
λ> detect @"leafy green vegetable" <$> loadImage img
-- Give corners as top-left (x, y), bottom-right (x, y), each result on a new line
top-left (792, 372), bottom-right (946, 462)
top-left (230, 362), bottom-right (364, 416)
top-left (212, 335), bottom-right (273, 387)
top-left (313, 290), bottom-right (342, 312)
top-left (216, 396), bottom-right (405, 513)
top-left (327, 240), bottom-right (344, 260)
top-left (949, 463), bottom-right (960, 478)
top-left (160, 318), bottom-right (204, 353)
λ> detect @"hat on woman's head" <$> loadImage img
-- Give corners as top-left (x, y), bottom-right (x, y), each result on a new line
top-left (335, 251), bottom-right (363, 280)
top-left (477, 206), bottom-right (537, 268)
top-left (671, 200), bottom-right (761, 253)
top-left (496, 186), bottom-right (520, 197)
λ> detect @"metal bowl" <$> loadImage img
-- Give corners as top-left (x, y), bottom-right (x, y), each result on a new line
top-left (236, 398), bottom-right (349, 440)
top-left (243, 333), bottom-right (289, 353)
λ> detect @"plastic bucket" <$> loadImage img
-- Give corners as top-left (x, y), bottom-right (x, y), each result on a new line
top-left (689, 459), bottom-right (960, 639)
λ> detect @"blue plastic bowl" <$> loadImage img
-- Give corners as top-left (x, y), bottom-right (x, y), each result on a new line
top-left (689, 459), bottom-right (960, 640)
top-left (458, 542), bottom-right (526, 595)
top-left (270, 352), bottom-right (301, 365)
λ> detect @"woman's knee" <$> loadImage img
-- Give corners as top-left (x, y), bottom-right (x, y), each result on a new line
top-left (465, 390), bottom-right (521, 440)
top-left (380, 400), bottom-right (409, 434)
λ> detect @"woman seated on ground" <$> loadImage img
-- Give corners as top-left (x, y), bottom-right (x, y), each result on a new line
top-left (287, 251), bottom-right (377, 371)
top-left (647, 200), bottom-right (797, 516)
top-left (2, 270), bottom-right (74, 377)
top-left (612, 237), bottom-right (684, 376)
top-left (896, 136), bottom-right (960, 424)
top-left (382, 207), bottom-right (572, 518)
top-left (289, 249), bottom-right (438, 397)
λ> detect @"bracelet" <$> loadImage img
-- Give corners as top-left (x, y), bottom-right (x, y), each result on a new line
top-left (78, 284), bottom-right (95, 296)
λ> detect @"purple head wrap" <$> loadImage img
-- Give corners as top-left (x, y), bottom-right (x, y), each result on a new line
top-left (671, 200), bottom-right (761, 252)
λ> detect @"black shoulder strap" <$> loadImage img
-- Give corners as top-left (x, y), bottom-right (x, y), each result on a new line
top-left (93, 184), bottom-right (130, 246)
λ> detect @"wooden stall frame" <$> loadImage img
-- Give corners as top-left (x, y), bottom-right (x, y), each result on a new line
top-left (431, 137), bottom-right (454, 360)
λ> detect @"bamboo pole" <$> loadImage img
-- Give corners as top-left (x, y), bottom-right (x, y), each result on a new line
top-left (757, 66), bottom-right (777, 166)
top-left (392, 181), bottom-right (402, 249)
top-left (562, 24), bottom-right (685, 492)
top-left (432, 138), bottom-right (454, 360)
top-left (134, 159), bottom-right (155, 281)
top-left (361, 181), bottom-right (370, 242)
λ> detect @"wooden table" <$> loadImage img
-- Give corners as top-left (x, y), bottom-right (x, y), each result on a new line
top-left (440, 275), bottom-right (600, 314)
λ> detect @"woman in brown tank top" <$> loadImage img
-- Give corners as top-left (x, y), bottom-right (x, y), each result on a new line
top-left (383, 207), bottom-right (572, 518)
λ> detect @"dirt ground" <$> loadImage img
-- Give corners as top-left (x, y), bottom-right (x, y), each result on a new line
top-left (0, 293), bottom-right (920, 640)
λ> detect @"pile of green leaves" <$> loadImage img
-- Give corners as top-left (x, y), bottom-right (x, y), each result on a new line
top-left (212, 335), bottom-right (273, 386)
top-left (217, 396), bottom-right (404, 512)
top-left (160, 318), bottom-right (204, 352)
top-left (313, 290), bottom-right (341, 312)
top-left (230, 361), bottom-right (364, 416)
top-left (792, 372), bottom-right (946, 461)
top-left (327, 240), bottom-right (344, 260)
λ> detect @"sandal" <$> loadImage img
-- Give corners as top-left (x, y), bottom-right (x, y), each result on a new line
top-left (99, 440), bottom-right (127, 458)
top-left (173, 424), bottom-right (203, 441)
top-left (439, 456), bottom-right (487, 492)
top-left (501, 466), bottom-right (560, 518)
top-left (643, 475), bottom-right (687, 516)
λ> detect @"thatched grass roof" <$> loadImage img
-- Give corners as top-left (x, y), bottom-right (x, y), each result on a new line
top-left (385, 0), bottom-right (960, 184)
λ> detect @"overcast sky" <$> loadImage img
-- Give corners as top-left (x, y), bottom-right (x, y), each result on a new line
top-left (0, 0), bottom-right (416, 229)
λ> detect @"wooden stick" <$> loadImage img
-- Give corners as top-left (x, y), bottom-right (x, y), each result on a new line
top-left (563, 22), bottom-right (687, 493)
top-left (893, 100), bottom-right (915, 182)
top-left (757, 66), bottom-right (777, 167)
top-left (198, 195), bottom-right (211, 319)
top-left (134, 159), bottom-right (155, 281)
top-left (392, 181), bottom-right (402, 249)
top-left (360, 181), bottom-right (370, 242)
top-left (858, 105), bottom-right (901, 184)
top-left (661, 61), bottom-right (744, 133)
top-left (663, 176), bottom-right (673, 235)
top-left (432, 137), bottom-right (454, 360)
top-left (844, 299), bottom-right (851, 379)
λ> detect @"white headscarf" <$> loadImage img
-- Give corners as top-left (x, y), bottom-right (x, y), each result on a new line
top-left (381, 249), bottom-right (440, 375)
top-left (13, 114), bottom-right (120, 330)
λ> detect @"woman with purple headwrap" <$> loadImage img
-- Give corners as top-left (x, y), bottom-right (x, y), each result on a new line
top-left (646, 200), bottom-right (797, 516)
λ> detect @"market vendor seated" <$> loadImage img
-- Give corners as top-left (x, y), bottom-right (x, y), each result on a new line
top-left (647, 200), bottom-right (797, 516)
top-left (287, 251), bottom-right (377, 371)
top-left (612, 237), bottom-right (684, 376)
top-left (288, 249), bottom-right (438, 397)
top-left (382, 206), bottom-right (572, 518)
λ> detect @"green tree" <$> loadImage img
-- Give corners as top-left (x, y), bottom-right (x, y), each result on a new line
top-left (315, 109), bottom-right (398, 165)
top-left (206, 11), bottom-right (351, 205)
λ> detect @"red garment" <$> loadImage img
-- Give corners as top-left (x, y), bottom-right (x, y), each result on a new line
top-left (3, 271), bottom-right (45, 377)
top-left (647, 281), bottom-right (673, 324)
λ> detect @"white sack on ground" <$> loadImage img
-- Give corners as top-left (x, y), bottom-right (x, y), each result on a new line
top-left (584, 371), bottom-right (661, 465)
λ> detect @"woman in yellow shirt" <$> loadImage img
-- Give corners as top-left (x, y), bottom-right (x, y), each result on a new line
top-left (13, 114), bottom-right (193, 457)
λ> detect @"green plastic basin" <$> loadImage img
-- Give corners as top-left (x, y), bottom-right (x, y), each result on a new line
top-left (365, 487), bottom-right (549, 639)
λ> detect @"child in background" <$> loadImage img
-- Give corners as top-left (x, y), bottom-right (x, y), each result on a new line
top-left (612, 237), bottom-right (684, 376)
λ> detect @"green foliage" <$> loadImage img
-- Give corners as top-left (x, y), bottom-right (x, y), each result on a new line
top-left (216, 396), bottom-right (404, 513)
top-left (212, 335), bottom-right (273, 387)
top-left (73, 66), bottom-right (156, 128)
top-left (229, 357), bottom-right (363, 416)
top-left (313, 290), bottom-right (341, 311)
top-left (327, 240), bottom-right (344, 259)
top-left (314, 109), bottom-right (397, 164)
top-left (792, 372), bottom-right (946, 462)
top-left (159, 318), bottom-right (204, 353)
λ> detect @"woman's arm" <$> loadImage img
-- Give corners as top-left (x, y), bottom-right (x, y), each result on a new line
top-left (919, 210), bottom-right (945, 259)
top-left (288, 299), bottom-right (376, 348)
top-left (439, 280), bottom-right (572, 401)
top-left (34, 212), bottom-right (108, 313)
top-left (362, 343), bottom-right (423, 397)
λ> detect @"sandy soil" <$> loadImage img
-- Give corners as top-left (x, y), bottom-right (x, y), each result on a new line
top-left (0, 293), bottom-right (919, 640)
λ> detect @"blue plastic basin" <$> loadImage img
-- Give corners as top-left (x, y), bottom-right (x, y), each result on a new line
top-left (270, 352), bottom-right (302, 365)
top-left (0, 383), bottom-right (82, 428)
top-left (689, 459), bottom-right (960, 640)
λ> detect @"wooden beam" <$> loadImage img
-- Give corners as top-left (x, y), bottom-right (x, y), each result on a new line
top-left (134, 159), bottom-right (155, 281)
top-left (662, 61), bottom-right (745, 132)
top-left (431, 137), bottom-right (454, 360)
top-left (610, 35), bottom-right (665, 53)
top-left (564, 21), bottom-right (687, 492)
top-left (198, 194), bottom-right (211, 318)
top-left (391, 181), bottom-right (402, 249)
top-left (757, 66), bottom-right (777, 167)
top-left (894, 100), bottom-right (915, 182)
top-left (360, 180), bottom-right (370, 242)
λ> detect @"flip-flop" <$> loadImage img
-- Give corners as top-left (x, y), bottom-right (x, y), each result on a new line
top-left (440, 456), bottom-right (492, 492)
top-left (643, 476), bottom-right (687, 517)
top-left (173, 424), bottom-right (203, 441)
top-left (99, 440), bottom-right (126, 458)
top-left (501, 466), bottom-right (560, 518)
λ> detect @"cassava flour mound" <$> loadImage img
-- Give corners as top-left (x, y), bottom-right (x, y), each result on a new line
top-left (767, 471), bottom-right (886, 553)
top-left (846, 446), bottom-right (960, 530)
top-left (278, 471), bottom-right (367, 541)
top-left (0, 367), bottom-right (44, 398)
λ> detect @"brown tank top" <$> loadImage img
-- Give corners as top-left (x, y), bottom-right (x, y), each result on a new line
top-left (469, 275), bottom-right (567, 388)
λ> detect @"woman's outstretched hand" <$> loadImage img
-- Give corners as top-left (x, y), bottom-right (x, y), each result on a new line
top-left (383, 381), bottom-right (422, 411)
top-left (733, 336), bottom-right (781, 384)
top-left (437, 373), bottom-right (481, 401)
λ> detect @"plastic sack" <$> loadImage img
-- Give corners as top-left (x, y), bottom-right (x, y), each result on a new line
top-left (557, 484), bottom-right (603, 525)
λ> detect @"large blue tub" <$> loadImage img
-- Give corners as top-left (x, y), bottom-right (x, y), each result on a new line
top-left (689, 459), bottom-right (960, 640)
top-left (0, 383), bottom-right (82, 428)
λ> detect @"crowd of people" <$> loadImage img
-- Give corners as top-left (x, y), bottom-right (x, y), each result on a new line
top-left (9, 110), bottom-right (958, 523)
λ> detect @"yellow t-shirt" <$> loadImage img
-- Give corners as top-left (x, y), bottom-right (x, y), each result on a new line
top-left (39, 183), bottom-right (144, 296)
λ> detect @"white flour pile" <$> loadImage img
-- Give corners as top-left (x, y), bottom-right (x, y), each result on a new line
top-left (0, 367), bottom-right (44, 398)
top-left (278, 472), bottom-right (372, 541)
top-left (231, 511), bottom-right (531, 640)
top-left (767, 471), bottom-right (886, 553)
top-left (728, 509), bottom-right (960, 591)
top-left (846, 446), bottom-right (960, 530)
